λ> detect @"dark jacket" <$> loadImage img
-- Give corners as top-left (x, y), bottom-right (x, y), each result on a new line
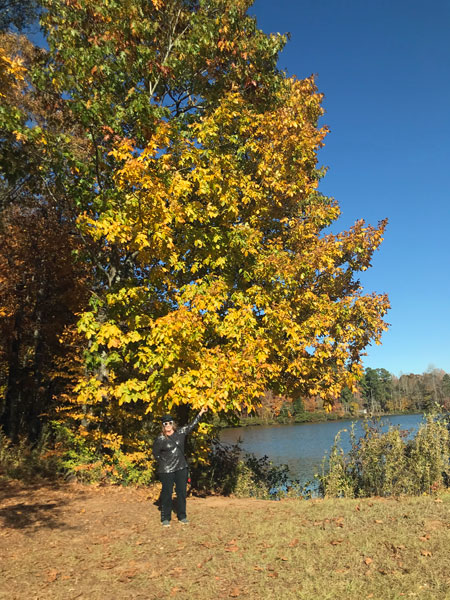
top-left (152, 412), bottom-right (202, 474)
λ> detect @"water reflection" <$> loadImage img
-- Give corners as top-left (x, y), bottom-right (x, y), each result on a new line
top-left (220, 414), bottom-right (424, 487)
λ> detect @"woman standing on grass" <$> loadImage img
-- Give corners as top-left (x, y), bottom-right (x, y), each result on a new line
top-left (153, 406), bottom-right (208, 527)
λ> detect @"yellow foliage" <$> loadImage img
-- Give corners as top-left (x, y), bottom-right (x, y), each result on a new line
top-left (73, 74), bottom-right (389, 449)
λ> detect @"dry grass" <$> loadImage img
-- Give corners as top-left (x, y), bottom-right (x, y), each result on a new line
top-left (0, 479), bottom-right (449, 600)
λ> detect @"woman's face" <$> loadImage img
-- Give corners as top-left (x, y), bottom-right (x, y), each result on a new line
top-left (163, 420), bottom-right (174, 436)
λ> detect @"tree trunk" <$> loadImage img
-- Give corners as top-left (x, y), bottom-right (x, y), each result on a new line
top-left (1, 312), bottom-right (24, 442)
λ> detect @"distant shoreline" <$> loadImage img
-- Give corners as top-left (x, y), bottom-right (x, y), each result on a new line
top-left (218, 409), bottom-right (425, 429)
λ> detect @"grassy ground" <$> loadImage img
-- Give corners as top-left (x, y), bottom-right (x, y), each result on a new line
top-left (0, 479), bottom-right (449, 600)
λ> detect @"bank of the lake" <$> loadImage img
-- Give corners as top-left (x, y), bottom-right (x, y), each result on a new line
top-left (228, 409), bottom-right (423, 428)
top-left (220, 413), bottom-right (426, 488)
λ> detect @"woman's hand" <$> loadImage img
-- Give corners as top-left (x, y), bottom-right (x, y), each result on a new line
top-left (199, 406), bottom-right (208, 416)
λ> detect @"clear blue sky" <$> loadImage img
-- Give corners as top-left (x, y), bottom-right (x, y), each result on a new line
top-left (251, 0), bottom-right (450, 376)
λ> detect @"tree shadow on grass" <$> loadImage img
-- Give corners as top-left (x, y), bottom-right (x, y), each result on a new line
top-left (0, 500), bottom-right (69, 530)
top-left (0, 478), bottom-right (84, 531)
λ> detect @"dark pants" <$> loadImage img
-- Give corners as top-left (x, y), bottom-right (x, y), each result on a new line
top-left (159, 468), bottom-right (188, 522)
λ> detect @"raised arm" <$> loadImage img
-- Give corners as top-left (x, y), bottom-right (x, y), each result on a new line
top-left (180, 406), bottom-right (208, 435)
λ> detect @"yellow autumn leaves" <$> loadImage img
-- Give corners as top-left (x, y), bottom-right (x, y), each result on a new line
top-left (75, 75), bottom-right (389, 437)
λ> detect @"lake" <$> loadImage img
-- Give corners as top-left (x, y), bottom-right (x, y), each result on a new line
top-left (220, 413), bottom-right (425, 488)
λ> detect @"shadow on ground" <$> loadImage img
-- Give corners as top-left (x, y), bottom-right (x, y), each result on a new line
top-left (0, 478), bottom-right (85, 531)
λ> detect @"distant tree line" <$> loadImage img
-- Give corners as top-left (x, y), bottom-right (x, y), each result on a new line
top-left (251, 368), bottom-right (450, 423)
top-left (354, 367), bottom-right (450, 414)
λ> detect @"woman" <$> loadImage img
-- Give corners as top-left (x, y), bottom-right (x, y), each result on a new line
top-left (153, 406), bottom-right (208, 527)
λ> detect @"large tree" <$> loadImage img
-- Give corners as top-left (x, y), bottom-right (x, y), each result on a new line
top-left (34, 0), bottom-right (389, 454)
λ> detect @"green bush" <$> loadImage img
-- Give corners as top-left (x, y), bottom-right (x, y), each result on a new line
top-left (191, 439), bottom-right (297, 499)
top-left (51, 423), bottom-right (155, 485)
top-left (408, 415), bottom-right (450, 493)
top-left (318, 430), bottom-right (356, 498)
top-left (0, 423), bottom-right (155, 486)
top-left (319, 414), bottom-right (449, 498)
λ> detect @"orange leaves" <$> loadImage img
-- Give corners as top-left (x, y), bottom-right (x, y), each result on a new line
top-left (45, 568), bottom-right (59, 583)
top-left (225, 539), bottom-right (240, 553)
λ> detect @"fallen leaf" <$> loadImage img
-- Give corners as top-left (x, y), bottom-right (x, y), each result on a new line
top-left (288, 538), bottom-right (299, 547)
top-left (46, 569), bottom-right (59, 583)
top-left (374, 519), bottom-right (383, 524)
top-left (334, 568), bottom-right (350, 574)
top-left (267, 571), bottom-right (279, 578)
top-left (170, 587), bottom-right (182, 595)
top-left (278, 556), bottom-right (289, 561)
top-left (434, 498), bottom-right (443, 503)
top-left (197, 557), bottom-right (212, 569)
top-left (419, 535), bottom-right (430, 542)
top-left (229, 588), bottom-right (240, 597)
top-left (421, 550), bottom-right (432, 557)
top-left (364, 557), bottom-right (373, 565)
top-left (331, 539), bottom-right (344, 545)
top-left (119, 568), bottom-right (138, 581)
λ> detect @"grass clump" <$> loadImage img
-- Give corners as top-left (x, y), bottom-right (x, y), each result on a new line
top-left (320, 414), bottom-right (449, 498)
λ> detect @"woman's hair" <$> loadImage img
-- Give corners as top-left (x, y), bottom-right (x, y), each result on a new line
top-left (161, 421), bottom-right (177, 437)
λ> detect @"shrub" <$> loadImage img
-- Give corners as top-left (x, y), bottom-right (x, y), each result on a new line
top-left (408, 414), bottom-right (449, 494)
top-left (0, 423), bottom-right (156, 486)
top-left (318, 430), bottom-right (356, 498)
top-left (319, 414), bottom-right (449, 498)
top-left (0, 426), bottom-right (61, 480)
top-left (191, 439), bottom-right (298, 499)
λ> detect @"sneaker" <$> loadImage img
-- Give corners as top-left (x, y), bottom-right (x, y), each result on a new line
top-left (161, 520), bottom-right (171, 527)
top-left (179, 518), bottom-right (189, 525)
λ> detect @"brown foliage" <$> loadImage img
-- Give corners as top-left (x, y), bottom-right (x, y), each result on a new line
top-left (0, 203), bottom-right (89, 440)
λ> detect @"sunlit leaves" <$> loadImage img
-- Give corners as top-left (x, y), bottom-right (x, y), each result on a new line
top-left (76, 73), bottom-right (389, 422)
top-left (32, 0), bottom-right (391, 459)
